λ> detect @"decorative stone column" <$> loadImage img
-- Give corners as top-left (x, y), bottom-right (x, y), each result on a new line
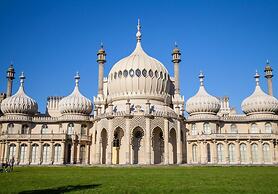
top-left (70, 142), bottom-right (75, 164)
top-left (6, 64), bottom-right (15, 97)
top-left (224, 141), bottom-right (229, 164)
top-left (27, 141), bottom-right (32, 165)
top-left (235, 140), bottom-right (240, 164)
top-left (61, 141), bottom-right (65, 164)
top-left (164, 118), bottom-right (169, 165)
top-left (95, 127), bottom-right (101, 164)
top-left (145, 117), bottom-right (151, 165)
top-left (77, 143), bottom-right (81, 164)
top-left (17, 141), bottom-right (21, 164)
top-left (4, 142), bottom-right (9, 163)
top-left (270, 140), bottom-right (274, 164)
top-left (172, 43), bottom-right (181, 95)
top-left (176, 120), bottom-right (182, 164)
top-left (125, 118), bottom-right (131, 164)
top-left (86, 144), bottom-right (90, 164)
top-left (211, 140), bottom-right (216, 164)
top-left (50, 142), bottom-right (54, 164)
top-left (106, 119), bottom-right (113, 165)
top-left (258, 141), bottom-right (263, 164)
top-left (264, 61), bottom-right (273, 96)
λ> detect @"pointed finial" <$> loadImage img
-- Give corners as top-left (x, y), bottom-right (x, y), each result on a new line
top-left (136, 18), bottom-right (142, 42)
top-left (266, 59), bottom-right (270, 64)
top-left (254, 70), bottom-right (260, 86)
top-left (20, 72), bottom-right (25, 86)
top-left (174, 41), bottom-right (178, 48)
top-left (100, 42), bottom-right (104, 49)
top-left (199, 71), bottom-right (204, 86)
top-left (75, 72), bottom-right (80, 86)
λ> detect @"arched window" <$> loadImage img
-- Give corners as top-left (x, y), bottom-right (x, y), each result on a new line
top-left (43, 144), bottom-right (50, 163)
top-left (191, 124), bottom-right (197, 135)
top-left (265, 123), bottom-right (272, 133)
top-left (54, 144), bottom-right (61, 163)
top-left (41, 124), bottom-right (48, 134)
top-left (21, 124), bottom-right (29, 134)
top-left (228, 143), bottom-right (236, 162)
top-left (31, 144), bottom-right (39, 164)
top-left (263, 143), bottom-right (270, 163)
top-left (20, 144), bottom-right (27, 163)
top-left (251, 143), bottom-right (258, 163)
top-left (217, 143), bottom-right (224, 163)
top-left (81, 124), bottom-right (87, 135)
top-left (230, 124), bottom-right (237, 133)
top-left (207, 144), bottom-right (211, 163)
top-left (251, 123), bottom-right (258, 133)
top-left (8, 144), bottom-right (16, 160)
top-left (67, 123), bottom-right (74, 135)
top-left (192, 144), bottom-right (197, 162)
top-left (240, 143), bottom-right (247, 163)
top-left (203, 123), bottom-right (211, 134)
top-left (7, 123), bottom-right (14, 134)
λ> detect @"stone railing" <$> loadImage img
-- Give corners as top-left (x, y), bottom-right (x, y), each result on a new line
top-left (0, 133), bottom-right (67, 141)
top-left (187, 133), bottom-right (277, 141)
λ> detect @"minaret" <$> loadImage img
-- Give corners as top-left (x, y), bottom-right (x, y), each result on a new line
top-left (264, 60), bottom-right (273, 96)
top-left (172, 42), bottom-right (181, 95)
top-left (97, 43), bottom-right (106, 96)
top-left (6, 63), bottom-right (15, 97)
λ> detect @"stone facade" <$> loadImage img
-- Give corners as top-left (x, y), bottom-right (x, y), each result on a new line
top-left (0, 22), bottom-right (277, 165)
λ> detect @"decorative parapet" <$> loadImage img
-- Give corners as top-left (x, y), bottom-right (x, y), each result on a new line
top-left (0, 133), bottom-right (67, 141)
top-left (58, 114), bottom-right (90, 122)
top-left (187, 133), bottom-right (277, 141)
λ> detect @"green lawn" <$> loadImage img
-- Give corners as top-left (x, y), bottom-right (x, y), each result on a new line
top-left (0, 166), bottom-right (277, 194)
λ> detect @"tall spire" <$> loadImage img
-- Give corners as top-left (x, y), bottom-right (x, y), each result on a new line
top-left (199, 71), bottom-right (204, 86)
top-left (264, 59), bottom-right (274, 96)
top-left (136, 18), bottom-right (142, 42)
top-left (254, 70), bottom-right (260, 86)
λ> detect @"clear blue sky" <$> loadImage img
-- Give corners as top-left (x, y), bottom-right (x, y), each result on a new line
top-left (0, 0), bottom-right (277, 113)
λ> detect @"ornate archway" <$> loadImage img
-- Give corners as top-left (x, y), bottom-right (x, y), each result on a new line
top-left (132, 127), bottom-right (144, 164)
top-left (152, 127), bottom-right (164, 164)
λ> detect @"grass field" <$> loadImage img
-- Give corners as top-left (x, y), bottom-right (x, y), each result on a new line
top-left (0, 166), bottom-right (278, 194)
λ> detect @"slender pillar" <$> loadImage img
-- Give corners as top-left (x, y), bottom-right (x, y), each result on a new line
top-left (16, 142), bottom-right (21, 164)
top-left (258, 141), bottom-right (263, 164)
top-left (70, 143), bottom-right (75, 164)
top-left (145, 117), bottom-right (151, 164)
top-left (172, 43), bottom-right (181, 95)
top-left (4, 143), bottom-right (9, 163)
top-left (86, 144), bottom-right (90, 164)
top-left (235, 141), bottom-right (240, 164)
top-left (77, 143), bottom-right (81, 164)
top-left (27, 141), bottom-right (32, 165)
top-left (211, 141), bottom-right (216, 164)
top-left (106, 119), bottom-right (113, 165)
top-left (164, 118), bottom-right (169, 164)
top-left (97, 44), bottom-right (106, 96)
top-left (270, 141), bottom-right (274, 163)
top-left (96, 128), bottom-right (101, 164)
top-left (6, 64), bottom-right (15, 97)
top-left (125, 118), bottom-right (131, 164)
top-left (264, 60), bottom-right (273, 96)
top-left (176, 120), bottom-right (182, 164)
top-left (61, 141), bottom-right (65, 164)
top-left (224, 141), bottom-right (229, 164)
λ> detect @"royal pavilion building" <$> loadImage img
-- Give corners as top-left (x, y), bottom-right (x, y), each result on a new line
top-left (0, 21), bottom-right (277, 166)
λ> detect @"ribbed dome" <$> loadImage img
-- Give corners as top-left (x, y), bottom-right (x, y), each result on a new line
top-left (107, 21), bottom-right (171, 102)
top-left (241, 72), bottom-right (278, 115)
top-left (1, 72), bottom-right (38, 115)
top-left (59, 73), bottom-right (92, 115)
top-left (186, 72), bottom-right (220, 115)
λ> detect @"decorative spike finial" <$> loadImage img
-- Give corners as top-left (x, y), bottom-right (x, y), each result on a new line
top-left (254, 70), bottom-right (260, 86)
top-left (75, 72), bottom-right (80, 86)
top-left (266, 59), bottom-right (270, 64)
top-left (100, 42), bottom-right (104, 49)
top-left (174, 41), bottom-right (178, 48)
top-left (20, 72), bottom-right (25, 86)
top-left (136, 18), bottom-right (142, 42)
top-left (199, 71), bottom-right (204, 86)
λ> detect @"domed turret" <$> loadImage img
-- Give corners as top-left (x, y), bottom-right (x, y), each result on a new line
top-left (1, 72), bottom-right (38, 115)
top-left (186, 72), bottom-right (221, 115)
top-left (241, 71), bottom-right (278, 115)
top-left (59, 72), bottom-right (92, 115)
top-left (107, 19), bottom-right (172, 103)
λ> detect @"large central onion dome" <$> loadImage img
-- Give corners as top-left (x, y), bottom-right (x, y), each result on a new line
top-left (186, 72), bottom-right (221, 115)
top-left (59, 73), bottom-right (92, 115)
top-left (107, 20), bottom-right (172, 103)
top-left (1, 72), bottom-right (38, 115)
top-left (241, 72), bottom-right (278, 115)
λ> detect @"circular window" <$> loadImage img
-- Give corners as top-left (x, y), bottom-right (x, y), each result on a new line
top-left (123, 70), bottom-right (128, 77)
top-left (155, 70), bottom-right (158, 78)
top-left (136, 69), bottom-right (141, 77)
top-left (114, 72), bottom-right (117, 79)
top-left (149, 70), bottom-right (153, 77)
top-left (142, 69), bottom-right (147, 77)
top-left (129, 69), bottom-right (134, 77)
top-left (118, 71), bottom-right (122, 78)
top-left (160, 72), bottom-right (163, 79)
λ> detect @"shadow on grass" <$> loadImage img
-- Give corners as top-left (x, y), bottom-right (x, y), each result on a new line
top-left (18, 184), bottom-right (101, 194)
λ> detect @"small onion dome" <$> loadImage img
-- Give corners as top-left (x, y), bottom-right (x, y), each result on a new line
top-left (59, 72), bottom-right (92, 115)
top-left (241, 71), bottom-right (278, 115)
top-left (186, 72), bottom-right (221, 115)
top-left (1, 72), bottom-right (38, 115)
